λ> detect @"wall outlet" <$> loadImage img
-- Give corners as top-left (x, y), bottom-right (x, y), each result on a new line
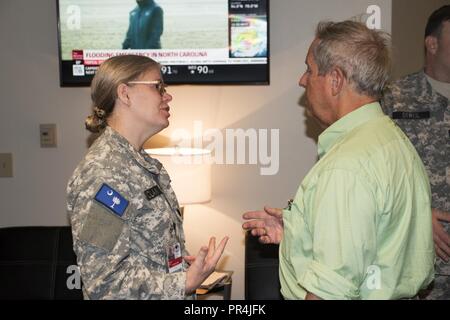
top-left (0, 153), bottom-right (13, 177)
top-left (40, 123), bottom-right (57, 148)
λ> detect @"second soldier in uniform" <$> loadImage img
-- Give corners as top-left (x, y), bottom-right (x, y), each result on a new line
top-left (382, 5), bottom-right (450, 299)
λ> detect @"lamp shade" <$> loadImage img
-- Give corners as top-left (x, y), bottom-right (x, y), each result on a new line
top-left (145, 147), bottom-right (212, 205)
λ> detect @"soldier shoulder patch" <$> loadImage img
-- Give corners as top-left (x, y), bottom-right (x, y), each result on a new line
top-left (94, 183), bottom-right (129, 217)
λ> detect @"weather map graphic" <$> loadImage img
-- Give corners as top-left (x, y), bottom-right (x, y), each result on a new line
top-left (230, 15), bottom-right (267, 58)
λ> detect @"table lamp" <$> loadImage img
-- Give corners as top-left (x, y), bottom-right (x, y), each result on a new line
top-left (145, 147), bottom-right (212, 217)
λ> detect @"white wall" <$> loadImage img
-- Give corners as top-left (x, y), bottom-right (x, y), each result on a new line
top-left (0, 0), bottom-right (391, 299)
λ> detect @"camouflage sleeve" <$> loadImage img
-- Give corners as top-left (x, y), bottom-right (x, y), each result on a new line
top-left (68, 175), bottom-right (187, 300)
top-left (380, 86), bottom-right (395, 116)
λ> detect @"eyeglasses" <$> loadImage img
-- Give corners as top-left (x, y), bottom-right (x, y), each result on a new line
top-left (127, 80), bottom-right (167, 96)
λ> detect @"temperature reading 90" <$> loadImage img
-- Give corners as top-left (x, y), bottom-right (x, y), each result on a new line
top-left (196, 66), bottom-right (209, 74)
top-left (187, 65), bottom-right (213, 75)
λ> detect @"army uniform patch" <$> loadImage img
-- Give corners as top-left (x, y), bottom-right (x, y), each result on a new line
top-left (79, 204), bottom-right (125, 251)
top-left (95, 183), bottom-right (129, 217)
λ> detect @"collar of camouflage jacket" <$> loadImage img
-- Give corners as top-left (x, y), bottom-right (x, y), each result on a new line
top-left (103, 126), bottom-right (163, 175)
top-left (418, 70), bottom-right (449, 108)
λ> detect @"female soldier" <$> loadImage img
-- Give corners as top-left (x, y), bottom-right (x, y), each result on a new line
top-left (67, 55), bottom-right (228, 299)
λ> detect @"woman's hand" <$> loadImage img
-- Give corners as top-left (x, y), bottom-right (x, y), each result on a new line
top-left (185, 236), bottom-right (229, 294)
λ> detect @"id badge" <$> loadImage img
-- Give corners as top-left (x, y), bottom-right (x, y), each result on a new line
top-left (167, 242), bottom-right (183, 273)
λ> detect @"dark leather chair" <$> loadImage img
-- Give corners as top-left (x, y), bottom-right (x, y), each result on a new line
top-left (0, 226), bottom-right (83, 300)
top-left (245, 232), bottom-right (283, 300)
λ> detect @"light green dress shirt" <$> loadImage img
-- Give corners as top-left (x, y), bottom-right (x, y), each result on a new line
top-left (280, 102), bottom-right (435, 300)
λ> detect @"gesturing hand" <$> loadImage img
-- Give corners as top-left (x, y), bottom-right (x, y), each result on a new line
top-left (242, 206), bottom-right (284, 244)
top-left (185, 236), bottom-right (229, 294)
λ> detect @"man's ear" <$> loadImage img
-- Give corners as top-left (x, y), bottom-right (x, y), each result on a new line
top-left (330, 68), bottom-right (345, 96)
top-left (117, 83), bottom-right (131, 106)
top-left (425, 35), bottom-right (439, 55)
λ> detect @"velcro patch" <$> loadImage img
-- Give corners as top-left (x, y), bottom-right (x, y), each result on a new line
top-left (79, 204), bottom-right (125, 252)
top-left (94, 183), bottom-right (129, 217)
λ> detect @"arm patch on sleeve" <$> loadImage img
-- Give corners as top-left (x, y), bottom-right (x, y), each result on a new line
top-left (79, 203), bottom-right (125, 252)
top-left (95, 183), bottom-right (129, 217)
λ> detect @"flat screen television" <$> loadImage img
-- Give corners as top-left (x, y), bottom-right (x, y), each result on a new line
top-left (56, 0), bottom-right (269, 86)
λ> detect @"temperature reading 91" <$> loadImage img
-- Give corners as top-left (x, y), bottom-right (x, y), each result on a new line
top-left (161, 65), bottom-right (175, 75)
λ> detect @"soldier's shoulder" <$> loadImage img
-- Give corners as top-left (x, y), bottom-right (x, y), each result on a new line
top-left (67, 146), bottom-right (125, 194)
top-left (387, 72), bottom-right (423, 91)
top-left (67, 161), bottom-right (110, 196)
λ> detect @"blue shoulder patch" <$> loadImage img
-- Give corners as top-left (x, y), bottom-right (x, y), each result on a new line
top-left (94, 183), bottom-right (129, 217)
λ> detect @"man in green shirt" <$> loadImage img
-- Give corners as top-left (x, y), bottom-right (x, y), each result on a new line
top-left (242, 21), bottom-right (435, 299)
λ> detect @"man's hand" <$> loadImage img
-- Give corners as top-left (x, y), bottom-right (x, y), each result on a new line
top-left (432, 208), bottom-right (450, 262)
top-left (185, 236), bottom-right (229, 295)
top-left (305, 292), bottom-right (322, 300)
top-left (242, 206), bottom-right (284, 244)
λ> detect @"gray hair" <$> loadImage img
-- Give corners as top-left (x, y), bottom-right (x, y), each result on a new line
top-left (313, 21), bottom-right (391, 99)
top-left (85, 55), bottom-right (160, 133)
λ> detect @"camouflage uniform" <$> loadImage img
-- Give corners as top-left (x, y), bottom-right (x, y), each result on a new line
top-left (381, 71), bottom-right (450, 299)
top-left (67, 126), bottom-right (192, 300)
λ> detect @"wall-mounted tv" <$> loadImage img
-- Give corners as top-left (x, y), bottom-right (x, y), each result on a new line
top-left (57, 0), bottom-right (269, 86)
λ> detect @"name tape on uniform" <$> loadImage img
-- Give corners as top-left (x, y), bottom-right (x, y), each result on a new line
top-left (144, 186), bottom-right (162, 201)
top-left (392, 111), bottom-right (430, 120)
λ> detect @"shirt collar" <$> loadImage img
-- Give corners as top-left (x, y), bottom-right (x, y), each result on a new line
top-left (317, 102), bottom-right (384, 158)
top-left (103, 126), bottom-right (162, 175)
top-left (425, 73), bottom-right (450, 101)
top-left (419, 70), bottom-right (448, 106)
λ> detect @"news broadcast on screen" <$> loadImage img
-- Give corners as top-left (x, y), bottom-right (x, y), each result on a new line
top-left (57, 0), bottom-right (269, 86)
